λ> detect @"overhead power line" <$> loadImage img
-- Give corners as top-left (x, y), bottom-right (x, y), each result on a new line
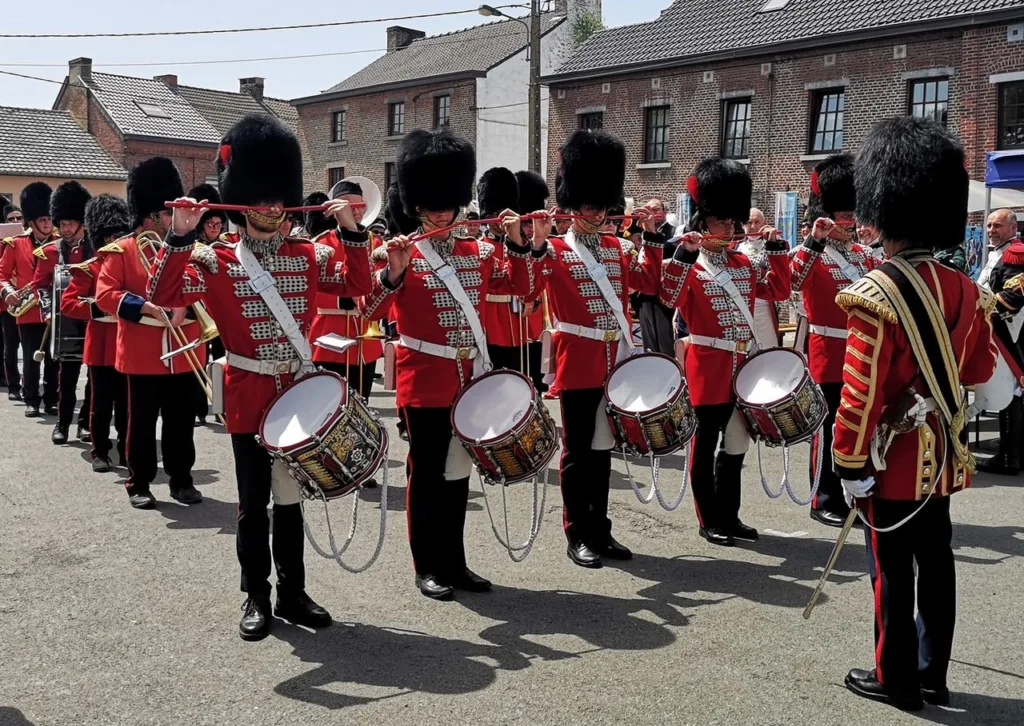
top-left (0, 69), bottom-right (63, 85)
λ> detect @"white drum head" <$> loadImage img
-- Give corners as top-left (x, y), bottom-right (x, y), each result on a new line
top-left (262, 374), bottom-right (345, 449)
top-left (735, 349), bottom-right (805, 405)
top-left (607, 355), bottom-right (682, 412)
top-left (454, 372), bottom-right (533, 441)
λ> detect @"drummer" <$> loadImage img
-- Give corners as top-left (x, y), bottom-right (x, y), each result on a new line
top-left (147, 115), bottom-right (371, 642)
top-left (659, 158), bottom-right (790, 547)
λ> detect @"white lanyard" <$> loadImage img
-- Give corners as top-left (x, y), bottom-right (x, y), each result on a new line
top-left (824, 245), bottom-right (862, 283)
top-left (565, 229), bottom-right (635, 346)
top-left (415, 240), bottom-right (492, 373)
top-left (235, 242), bottom-right (313, 365)
top-left (698, 251), bottom-right (759, 347)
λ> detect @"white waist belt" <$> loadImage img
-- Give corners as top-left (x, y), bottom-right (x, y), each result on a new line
top-left (93, 316), bottom-right (116, 324)
top-left (135, 315), bottom-right (196, 329)
top-left (554, 321), bottom-right (621, 343)
top-left (316, 308), bottom-right (359, 316)
top-left (809, 324), bottom-right (847, 339)
top-left (485, 294), bottom-right (513, 303)
top-left (398, 334), bottom-right (478, 361)
top-left (688, 334), bottom-right (752, 353)
top-left (226, 352), bottom-right (301, 376)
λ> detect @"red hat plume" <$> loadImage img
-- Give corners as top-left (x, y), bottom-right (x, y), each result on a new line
top-left (810, 170), bottom-right (820, 197)
top-left (219, 144), bottom-right (231, 166)
top-left (686, 175), bottom-right (699, 204)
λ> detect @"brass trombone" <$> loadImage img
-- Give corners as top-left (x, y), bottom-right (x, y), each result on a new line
top-left (8, 283), bottom-right (39, 318)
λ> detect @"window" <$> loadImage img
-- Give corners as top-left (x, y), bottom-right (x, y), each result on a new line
top-left (643, 105), bottom-right (670, 163)
top-left (388, 101), bottom-right (406, 136)
top-left (721, 98), bottom-right (752, 158)
top-left (135, 101), bottom-right (171, 119)
top-left (809, 89), bottom-right (844, 153)
top-left (384, 162), bottom-right (397, 191)
top-left (760, 0), bottom-right (792, 10)
top-left (328, 167), bottom-right (345, 188)
top-left (433, 95), bottom-right (451, 129)
top-left (579, 111), bottom-right (603, 130)
top-left (999, 81), bottom-right (1024, 150)
top-left (331, 110), bottom-right (347, 142)
top-left (908, 79), bottom-right (948, 127)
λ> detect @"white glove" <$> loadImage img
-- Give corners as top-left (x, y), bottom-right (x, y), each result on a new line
top-left (904, 393), bottom-right (929, 428)
top-left (841, 476), bottom-right (875, 508)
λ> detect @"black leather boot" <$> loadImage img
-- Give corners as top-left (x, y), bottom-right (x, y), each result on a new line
top-left (274, 590), bottom-right (331, 629)
top-left (845, 668), bottom-right (923, 711)
top-left (239, 595), bottom-right (272, 641)
top-left (51, 424), bottom-right (68, 445)
top-left (566, 525), bottom-right (602, 568)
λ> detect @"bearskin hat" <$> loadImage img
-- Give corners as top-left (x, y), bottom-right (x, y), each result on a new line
top-left (128, 157), bottom-right (183, 228)
top-left (303, 192), bottom-right (333, 239)
top-left (385, 183), bottom-right (419, 237)
top-left (855, 117), bottom-right (968, 251)
top-left (555, 130), bottom-right (625, 211)
top-left (50, 180), bottom-right (92, 224)
top-left (20, 182), bottom-right (52, 222)
top-left (477, 167), bottom-right (519, 218)
top-left (515, 170), bottom-right (549, 215)
top-left (809, 153), bottom-right (856, 218)
top-left (84, 194), bottom-right (132, 248)
top-left (217, 114), bottom-right (303, 226)
top-left (2, 204), bottom-right (19, 221)
top-left (187, 183), bottom-right (227, 228)
top-left (397, 128), bottom-right (475, 217)
top-left (687, 158), bottom-right (752, 224)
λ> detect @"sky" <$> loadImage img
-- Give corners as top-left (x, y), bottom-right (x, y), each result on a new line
top-left (0, 0), bottom-right (668, 109)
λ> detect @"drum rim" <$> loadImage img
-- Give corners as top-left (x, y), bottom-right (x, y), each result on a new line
top-left (451, 368), bottom-right (540, 446)
top-left (603, 351), bottom-right (685, 412)
top-left (257, 369), bottom-right (349, 454)
top-left (732, 347), bottom-right (810, 408)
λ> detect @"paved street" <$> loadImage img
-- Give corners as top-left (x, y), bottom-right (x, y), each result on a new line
top-left (0, 382), bottom-right (1022, 726)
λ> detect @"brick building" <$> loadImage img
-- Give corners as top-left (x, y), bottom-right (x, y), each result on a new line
top-left (544, 0), bottom-right (1024, 219)
top-left (52, 58), bottom-right (298, 191)
top-left (293, 0), bottom-right (601, 197)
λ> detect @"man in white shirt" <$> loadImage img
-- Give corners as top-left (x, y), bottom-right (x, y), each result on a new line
top-left (979, 208), bottom-right (1019, 288)
top-left (739, 207), bottom-right (781, 349)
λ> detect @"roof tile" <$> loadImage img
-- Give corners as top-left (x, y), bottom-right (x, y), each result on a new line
top-left (0, 106), bottom-right (127, 180)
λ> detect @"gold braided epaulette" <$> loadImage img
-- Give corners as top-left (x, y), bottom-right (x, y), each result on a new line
top-left (978, 284), bottom-right (998, 316)
top-left (834, 273), bottom-right (898, 324)
top-left (32, 242), bottom-right (55, 259)
top-left (98, 242), bottom-right (124, 254)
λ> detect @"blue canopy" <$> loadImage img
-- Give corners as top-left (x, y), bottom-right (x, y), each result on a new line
top-left (985, 150), bottom-right (1024, 189)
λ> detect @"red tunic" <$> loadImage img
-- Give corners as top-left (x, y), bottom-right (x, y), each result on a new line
top-left (147, 230), bottom-right (371, 434)
top-left (481, 234), bottom-right (529, 348)
top-left (832, 254), bottom-right (997, 500)
top-left (659, 243), bottom-right (791, 406)
top-left (0, 232), bottom-right (59, 325)
top-left (360, 234), bottom-right (541, 408)
top-left (308, 228), bottom-right (385, 365)
top-left (61, 257), bottom-right (118, 367)
top-left (541, 230), bottom-right (664, 392)
top-left (791, 236), bottom-right (874, 383)
top-left (31, 239), bottom-right (88, 318)
top-left (94, 235), bottom-right (207, 377)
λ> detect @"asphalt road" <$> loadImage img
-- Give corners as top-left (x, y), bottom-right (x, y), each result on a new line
top-left (0, 381), bottom-right (1022, 726)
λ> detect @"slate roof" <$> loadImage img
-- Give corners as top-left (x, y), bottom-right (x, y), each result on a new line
top-left (176, 84), bottom-right (298, 135)
top-left (550, 0), bottom-right (1024, 79)
top-left (0, 106), bottom-right (127, 180)
top-left (305, 13), bottom-right (565, 101)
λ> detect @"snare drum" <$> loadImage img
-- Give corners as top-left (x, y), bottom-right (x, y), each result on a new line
top-left (258, 371), bottom-right (387, 499)
top-left (452, 369), bottom-right (558, 484)
top-left (733, 348), bottom-right (826, 447)
top-left (605, 353), bottom-right (696, 456)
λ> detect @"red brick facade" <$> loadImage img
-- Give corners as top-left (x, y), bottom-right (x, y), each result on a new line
top-left (296, 81), bottom-right (478, 197)
top-left (547, 22), bottom-right (1024, 217)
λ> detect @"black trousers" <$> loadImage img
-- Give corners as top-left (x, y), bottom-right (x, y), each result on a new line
top-left (558, 388), bottom-right (614, 544)
top-left (864, 496), bottom-right (955, 693)
top-left (812, 382), bottom-right (849, 517)
top-left (527, 341), bottom-right (545, 393)
top-left (637, 298), bottom-right (676, 356)
top-left (19, 322), bottom-right (57, 408)
top-left (401, 406), bottom-right (471, 578)
top-left (231, 434), bottom-right (305, 600)
top-left (195, 338), bottom-right (227, 421)
top-left (125, 373), bottom-right (196, 493)
top-left (57, 361), bottom-right (88, 428)
top-left (488, 343), bottom-right (527, 374)
top-left (319, 360), bottom-right (376, 401)
top-left (691, 403), bottom-right (745, 530)
top-left (0, 311), bottom-right (19, 391)
top-left (89, 366), bottom-right (127, 460)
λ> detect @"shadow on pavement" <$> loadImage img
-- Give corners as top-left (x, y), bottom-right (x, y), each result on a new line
top-left (0, 707), bottom-right (35, 725)
top-left (951, 522), bottom-right (1024, 565)
top-left (157, 495), bottom-right (238, 535)
top-left (913, 692), bottom-right (1024, 725)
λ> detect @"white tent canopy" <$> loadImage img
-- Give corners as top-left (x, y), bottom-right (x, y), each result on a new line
top-left (969, 179), bottom-right (1024, 214)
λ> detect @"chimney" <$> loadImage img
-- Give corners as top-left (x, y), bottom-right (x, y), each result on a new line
top-left (154, 74), bottom-right (178, 89)
top-left (386, 26), bottom-right (426, 53)
top-left (240, 77), bottom-right (265, 101)
top-left (68, 57), bottom-right (93, 85)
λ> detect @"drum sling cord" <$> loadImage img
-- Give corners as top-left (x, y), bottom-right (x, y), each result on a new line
top-left (619, 443), bottom-right (690, 512)
top-left (476, 466), bottom-right (547, 563)
top-left (755, 430), bottom-right (822, 507)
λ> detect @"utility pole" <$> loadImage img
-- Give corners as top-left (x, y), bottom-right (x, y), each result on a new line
top-left (528, 0), bottom-right (542, 173)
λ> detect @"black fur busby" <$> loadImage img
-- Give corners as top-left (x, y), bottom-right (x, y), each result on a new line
top-left (809, 153), bottom-right (856, 217)
top-left (2, 204), bottom-right (19, 221)
top-left (303, 192), bottom-right (333, 239)
top-left (477, 167), bottom-right (519, 218)
top-left (515, 170), bottom-right (549, 215)
top-left (855, 116), bottom-right (968, 251)
top-left (217, 114), bottom-right (303, 226)
top-left (50, 181), bottom-right (92, 225)
top-left (385, 183), bottom-right (419, 237)
top-left (187, 183), bottom-right (226, 228)
top-left (397, 128), bottom-right (475, 217)
top-left (687, 158), bottom-right (752, 225)
top-left (555, 130), bottom-right (625, 211)
top-left (128, 157), bottom-right (183, 228)
top-left (84, 194), bottom-right (132, 248)
top-left (20, 182), bottom-right (52, 222)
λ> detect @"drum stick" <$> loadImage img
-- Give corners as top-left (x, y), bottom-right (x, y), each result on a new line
top-left (802, 507), bottom-right (860, 619)
top-left (165, 201), bottom-right (366, 214)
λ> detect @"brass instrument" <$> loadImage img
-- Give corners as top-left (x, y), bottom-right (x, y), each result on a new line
top-left (360, 319), bottom-right (388, 340)
top-left (8, 283), bottom-right (38, 318)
